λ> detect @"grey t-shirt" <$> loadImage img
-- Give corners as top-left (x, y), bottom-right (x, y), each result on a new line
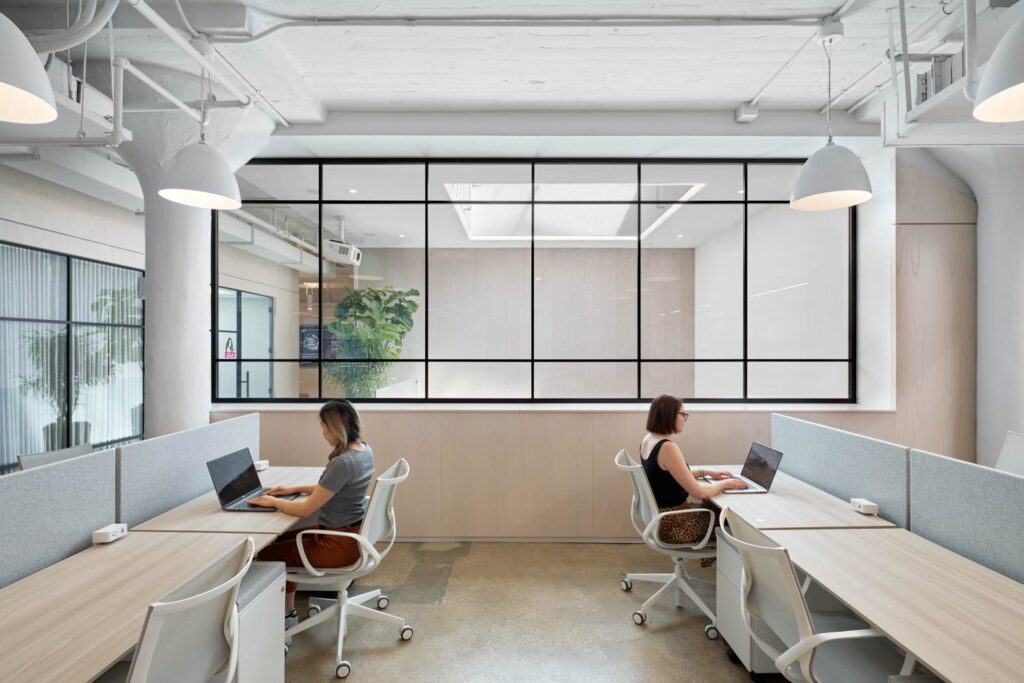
top-left (317, 444), bottom-right (374, 528)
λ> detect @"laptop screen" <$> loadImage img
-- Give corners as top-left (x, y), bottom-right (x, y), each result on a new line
top-left (207, 448), bottom-right (261, 506)
top-left (740, 442), bottom-right (784, 490)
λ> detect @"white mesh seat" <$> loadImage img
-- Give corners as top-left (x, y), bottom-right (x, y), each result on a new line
top-left (614, 449), bottom-right (719, 636)
top-left (284, 458), bottom-right (413, 679)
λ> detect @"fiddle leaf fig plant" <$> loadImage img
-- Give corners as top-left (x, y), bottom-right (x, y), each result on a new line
top-left (323, 286), bottom-right (420, 398)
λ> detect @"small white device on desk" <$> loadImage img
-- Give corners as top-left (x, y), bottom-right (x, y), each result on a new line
top-left (850, 497), bottom-right (878, 515)
top-left (92, 523), bottom-right (127, 544)
top-left (254, 459), bottom-right (269, 472)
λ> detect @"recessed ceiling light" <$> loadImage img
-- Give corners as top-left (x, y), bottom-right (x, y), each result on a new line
top-left (348, 188), bottom-right (358, 194)
top-left (398, 234), bottom-right (406, 238)
top-left (737, 190), bottom-right (745, 194)
top-left (677, 234), bottom-right (684, 238)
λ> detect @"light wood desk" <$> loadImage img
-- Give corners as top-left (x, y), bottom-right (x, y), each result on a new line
top-left (133, 466), bottom-right (323, 535)
top-left (0, 531), bottom-right (276, 683)
top-left (710, 469), bottom-right (897, 530)
top-left (764, 528), bottom-right (1024, 683)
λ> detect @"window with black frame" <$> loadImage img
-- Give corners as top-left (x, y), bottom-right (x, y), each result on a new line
top-left (214, 160), bottom-right (854, 403)
top-left (0, 242), bottom-right (144, 473)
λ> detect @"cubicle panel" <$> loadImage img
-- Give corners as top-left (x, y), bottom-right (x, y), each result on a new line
top-left (118, 414), bottom-right (259, 527)
top-left (771, 414), bottom-right (909, 527)
top-left (910, 449), bottom-right (1024, 583)
top-left (0, 449), bottom-right (116, 587)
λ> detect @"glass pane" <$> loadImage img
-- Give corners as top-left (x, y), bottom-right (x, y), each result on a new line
top-left (641, 204), bottom-right (743, 360)
top-left (641, 164), bottom-right (744, 202)
top-left (535, 362), bottom-right (636, 399)
top-left (428, 362), bottom-right (530, 399)
top-left (323, 362), bottom-right (425, 399)
top-left (236, 164), bottom-right (318, 201)
top-left (0, 322), bottom-right (67, 470)
top-left (535, 164), bottom-right (637, 201)
top-left (428, 204), bottom-right (531, 359)
top-left (747, 204), bottom-right (849, 359)
top-left (323, 164), bottom-right (425, 201)
top-left (641, 362), bottom-right (743, 399)
top-left (0, 243), bottom-right (66, 320)
top-left (321, 204), bottom-right (425, 360)
top-left (747, 362), bottom-right (849, 399)
top-left (747, 164), bottom-right (803, 201)
top-left (535, 205), bottom-right (637, 360)
top-left (428, 163), bottom-right (531, 201)
top-left (72, 326), bottom-right (143, 444)
top-left (216, 362), bottom-right (318, 399)
top-left (217, 205), bottom-right (319, 365)
top-left (72, 260), bottom-right (142, 325)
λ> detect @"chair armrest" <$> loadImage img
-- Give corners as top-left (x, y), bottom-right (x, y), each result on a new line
top-left (775, 627), bottom-right (886, 675)
top-left (641, 507), bottom-right (716, 550)
top-left (295, 529), bottom-right (380, 577)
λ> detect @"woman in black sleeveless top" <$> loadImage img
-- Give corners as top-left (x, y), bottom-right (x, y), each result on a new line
top-left (640, 395), bottom-right (747, 546)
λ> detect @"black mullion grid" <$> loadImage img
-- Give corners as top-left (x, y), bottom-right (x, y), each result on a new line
top-left (211, 212), bottom-right (219, 403)
top-left (234, 290), bottom-right (243, 397)
top-left (530, 163), bottom-right (535, 400)
top-left (65, 256), bottom-right (73, 448)
top-left (742, 163), bottom-right (749, 401)
top-left (318, 162), bottom-right (324, 401)
top-left (424, 163), bottom-right (430, 400)
top-left (217, 158), bottom-right (855, 404)
top-left (635, 162), bottom-right (641, 399)
top-left (849, 206), bottom-right (858, 401)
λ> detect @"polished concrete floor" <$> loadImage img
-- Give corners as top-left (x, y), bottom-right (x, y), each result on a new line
top-left (284, 542), bottom-right (775, 682)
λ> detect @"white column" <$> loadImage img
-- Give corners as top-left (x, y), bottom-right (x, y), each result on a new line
top-left (117, 68), bottom-right (272, 437)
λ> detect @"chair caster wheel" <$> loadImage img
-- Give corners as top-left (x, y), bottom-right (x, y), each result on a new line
top-left (632, 610), bottom-right (646, 625)
top-left (400, 625), bottom-right (414, 641)
top-left (620, 579), bottom-right (632, 592)
top-left (704, 624), bottom-right (719, 640)
top-left (336, 661), bottom-right (351, 678)
top-left (377, 595), bottom-right (390, 610)
top-left (308, 604), bottom-right (322, 617)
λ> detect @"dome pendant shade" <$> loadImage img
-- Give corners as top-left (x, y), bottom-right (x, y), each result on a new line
top-left (158, 143), bottom-right (242, 210)
top-left (0, 12), bottom-right (58, 124)
top-left (791, 142), bottom-right (872, 212)
top-left (973, 17), bottom-right (1024, 123)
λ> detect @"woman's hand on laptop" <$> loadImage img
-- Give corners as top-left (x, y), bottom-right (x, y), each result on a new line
top-left (705, 470), bottom-right (736, 480)
top-left (248, 494), bottom-right (278, 508)
top-left (266, 485), bottom-right (297, 497)
top-left (717, 478), bottom-right (748, 492)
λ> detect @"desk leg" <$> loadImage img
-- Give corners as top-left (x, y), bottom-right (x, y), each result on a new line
top-left (900, 654), bottom-right (917, 676)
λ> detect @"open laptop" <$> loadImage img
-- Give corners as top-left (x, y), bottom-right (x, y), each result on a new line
top-left (718, 442), bottom-right (784, 494)
top-left (206, 448), bottom-right (299, 512)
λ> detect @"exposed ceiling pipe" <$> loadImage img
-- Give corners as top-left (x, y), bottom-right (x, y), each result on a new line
top-left (963, 0), bottom-right (979, 100)
top-left (27, 0), bottom-right (119, 54)
top-left (124, 99), bottom-right (250, 114)
top-left (117, 57), bottom-right (201, 123)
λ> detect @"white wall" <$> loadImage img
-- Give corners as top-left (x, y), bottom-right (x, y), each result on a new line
top-left (931, 147), bottom-right (1024, 465)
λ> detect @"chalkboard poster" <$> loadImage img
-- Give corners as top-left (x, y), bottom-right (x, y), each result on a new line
top-left (300, 325), bottom-right (340, 366)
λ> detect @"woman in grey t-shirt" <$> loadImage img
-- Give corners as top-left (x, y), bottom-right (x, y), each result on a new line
top-left (250, 400), bottom-right (375, 616)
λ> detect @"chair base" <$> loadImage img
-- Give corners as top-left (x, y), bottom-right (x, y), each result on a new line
top-left (286, 588), bottom-right (412, 677)
top-left (625, 557), bottom-right (716, 630)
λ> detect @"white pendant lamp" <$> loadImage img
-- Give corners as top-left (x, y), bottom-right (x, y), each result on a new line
top-left (791, 26), bottom-right (872, 212)
top-left (972, 16), bottom-right (1024, 123)
top-left (0, 11), bottom-right (58, 124)
top-left (158, 70), bottom-right (241, 210)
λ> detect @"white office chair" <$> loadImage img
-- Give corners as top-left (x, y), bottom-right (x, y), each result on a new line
top-left (718, 509), bottom-right (908, 683)
top-left (614, 449), bottom-right (719, 637)
top-left (285, 458), bottom-right (414, 679)
top-left (96, 536), bottom-right (255, 683)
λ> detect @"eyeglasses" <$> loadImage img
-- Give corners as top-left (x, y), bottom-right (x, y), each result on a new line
top-left (678, 411), bottom-right (690, 420)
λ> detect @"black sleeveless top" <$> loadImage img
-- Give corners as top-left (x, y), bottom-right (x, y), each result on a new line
top-left (642, 439), bottom-right (688, 508)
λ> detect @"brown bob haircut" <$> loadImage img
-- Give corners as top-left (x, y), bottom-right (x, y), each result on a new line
top-left (646, 394), bottom-right (683, 434)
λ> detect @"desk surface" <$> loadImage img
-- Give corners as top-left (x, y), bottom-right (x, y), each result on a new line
top-left (133, 466), bottom-right (324, 535)
top-left (0, 531), bottom-right (276, 683)
top-left (765, 528), bottom-right (1024, 683)
top-left (711, 469), bottom-right (897, 530)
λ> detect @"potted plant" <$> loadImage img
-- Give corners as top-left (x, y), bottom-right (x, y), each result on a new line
top-left (323, 286), bottom-right (419, 398)
top-left (18, 286), bottom-right (142, 449)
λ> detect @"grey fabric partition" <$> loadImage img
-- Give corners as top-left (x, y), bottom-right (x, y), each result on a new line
top-left (910, 449), bottom-right (1024, 583)
top-left (18, 442), bottom-right (94, 471)
top-left (0, 449), bottom-right (116, 587)
top-left (771, 414), bottom-right (909, 528)
top-left (118, 414), bottom-right (260, 527)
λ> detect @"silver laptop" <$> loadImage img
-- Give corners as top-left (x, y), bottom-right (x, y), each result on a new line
top-left (206, 448), bottom-right (298, 512)
top-left (720, 442), bottom-right (784, 494)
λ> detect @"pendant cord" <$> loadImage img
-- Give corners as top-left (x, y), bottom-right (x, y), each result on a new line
top-left (823, 40), bottom-right (833, 143)
top-left (199, 68), bottom-right (207, 143)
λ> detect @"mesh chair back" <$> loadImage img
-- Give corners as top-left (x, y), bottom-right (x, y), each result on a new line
top-left (719, 510), bottom-right (816, 680)
top-left (127, 538), bottom-right (254, 683)
top-left (614, 449), bottom-right (658, 530)
top-left (359, 458), bottom-right (410, 547)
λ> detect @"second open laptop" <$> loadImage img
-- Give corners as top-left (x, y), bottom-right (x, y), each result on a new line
top-left (719, 442), bottom-right (784, 494)
top-left (206, 448), bottom-right (299, 512)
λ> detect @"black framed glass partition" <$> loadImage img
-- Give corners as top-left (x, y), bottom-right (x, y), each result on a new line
top-left (0, 242), bottom-right (144, 472)
top-left (214, 159), bottom-right (855, 403)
